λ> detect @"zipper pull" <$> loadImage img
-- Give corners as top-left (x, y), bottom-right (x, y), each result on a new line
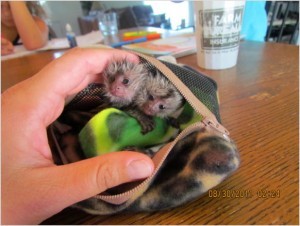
top-left (202, 117), bottom-right (230, 140)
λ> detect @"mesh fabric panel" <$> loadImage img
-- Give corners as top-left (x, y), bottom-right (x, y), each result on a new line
top-left (140, 58), bottom-right (221, 122)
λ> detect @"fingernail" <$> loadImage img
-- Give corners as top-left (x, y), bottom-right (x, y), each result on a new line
top-left (128, 160), bottom-right (153, 180)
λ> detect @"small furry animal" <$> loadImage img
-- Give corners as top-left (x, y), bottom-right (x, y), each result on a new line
top-left (126, 70), bottom-right (185, 134)
top-left (59, 60), bottom-right (148, 132)
top-left (136, 71), bottom-right (184, 118)
top-left (103, 59), bottom-right (148, 108)
top-left (61, 61), bottom-right (184, 135)
top-left (103, 61), bottom-right (184, 134)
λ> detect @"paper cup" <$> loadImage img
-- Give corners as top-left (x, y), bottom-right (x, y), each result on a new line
top-left (194, 1), bottom-right (245, 70)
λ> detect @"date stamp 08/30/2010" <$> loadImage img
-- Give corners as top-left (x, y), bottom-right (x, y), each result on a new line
top-left (208, 189), bottom-right (281, 199)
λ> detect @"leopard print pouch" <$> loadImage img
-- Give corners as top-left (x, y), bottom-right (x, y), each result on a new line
top-left (48, 52), bottom-right (240, 215)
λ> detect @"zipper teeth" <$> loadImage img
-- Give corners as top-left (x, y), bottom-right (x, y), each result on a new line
top-left (151, 62), bottom-right (203, 117)
top-left (137, 53), bottom-right (229, 136)
top-left (153, 62), bottom-right (228, 136)
top-left (95, 122), bottom-right (205, 201)
top-left (138, 52), bottom-right (211, 119)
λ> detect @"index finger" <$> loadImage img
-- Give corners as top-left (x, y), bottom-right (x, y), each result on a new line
top-left (36, 48), bottom-right (139, 96)
top-left (3, 47), bottom-right (139, 125)
top-left (1, 37), bottom-right (9, 44)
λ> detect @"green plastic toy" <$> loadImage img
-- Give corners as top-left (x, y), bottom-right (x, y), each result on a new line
top-left (79, 103), bottom-right (202, 158)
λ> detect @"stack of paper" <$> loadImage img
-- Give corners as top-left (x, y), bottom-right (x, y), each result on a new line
top-left (2, 31), bottom-right (104, 61)
top-left (122, 35), bottom-right (196, 58)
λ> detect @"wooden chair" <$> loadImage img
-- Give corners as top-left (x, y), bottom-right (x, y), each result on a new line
top-left (48, 25), bottom-right (57, 39)
top-left (108, 7), bottom-right (139, 29)
top-left (132, 5), bottom-right (153, 26)
top-left (265, 1), bottom-right (299, 44)
top-left (77, 16), bottom-right (99, 35)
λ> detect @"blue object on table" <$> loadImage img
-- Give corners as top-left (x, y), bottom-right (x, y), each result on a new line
top-left (241, 0), bottom-right (267, 42)
top-left (110, 37), bottom-right (147, 48)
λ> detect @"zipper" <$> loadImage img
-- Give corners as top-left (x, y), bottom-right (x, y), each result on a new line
top-left (94, 53), bottom-right (231, 205)
top-left (202, 117), bottom-right (230, 141)
top-left (135, 52), bottom-right (229, 136)
top-left (95, 121), bottom-right (207, 205)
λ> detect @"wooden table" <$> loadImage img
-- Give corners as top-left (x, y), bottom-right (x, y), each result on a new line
top-left (2, 26), bottom-right (194, 92)
top-left (2, 41), bottom-right (299, 224)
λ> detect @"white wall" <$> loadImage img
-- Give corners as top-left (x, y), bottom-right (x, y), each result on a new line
top-left (42, 1), bottom-right (195, 38)
top-left (145, 1), bottom-right (194, 29)
top-left (100, 1), bottom-right (143, 10)
top-left (43, 1), bottom-right (83, 38)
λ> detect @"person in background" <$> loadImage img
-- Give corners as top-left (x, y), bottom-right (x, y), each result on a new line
top-left (1, 1), bottom-right (49, 55)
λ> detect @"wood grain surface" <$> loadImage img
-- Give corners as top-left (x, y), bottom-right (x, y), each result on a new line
top-left (2, 41), bottom-right (299, 225)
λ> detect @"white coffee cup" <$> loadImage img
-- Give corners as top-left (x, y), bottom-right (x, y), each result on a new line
top-left (194, 1), bottom-right (245, 70)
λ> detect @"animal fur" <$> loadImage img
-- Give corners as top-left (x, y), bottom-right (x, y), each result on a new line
top-left (126, 70), bottom-right (185, 134)
top-left (103, 59), bottom-right (148, 107)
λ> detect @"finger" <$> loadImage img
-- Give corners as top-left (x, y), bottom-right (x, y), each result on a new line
top-left (1, 37), bottom-right (9, 44)
top-left (1, 40), bottom-right (14, 55)
top-left (1, 37), bottom-right (13, 48)
top-left (33, 151), bottom-right (154, 217)
top-left (8, 42), bottom-right (14, 50)
top-left (1, 48), bottom-right (14, 55)
top-left (1, 46), bottom-right (14, 51)
top-left (3, 48), bottom-right (139, 125)
top-left (33, 47), bottom-right (139, 96)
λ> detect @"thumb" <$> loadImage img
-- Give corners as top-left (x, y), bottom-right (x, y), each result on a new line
top-left (40, 151), bottom-right (154, 215)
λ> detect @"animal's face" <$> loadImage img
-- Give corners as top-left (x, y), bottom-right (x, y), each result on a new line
top-left (140, 91), bottom-right (179, 117)
top-left (137, 73), bottom-right (183, 117)
top-left (106, 73), bottom-right (136, 103)
top-left (103, 60), bottom-right (147, 106)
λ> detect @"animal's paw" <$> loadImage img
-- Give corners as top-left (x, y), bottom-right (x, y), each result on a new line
top-left (167, 117), bottom-right (180, 129)
top-left (140, 119), bottom-right (156, 135)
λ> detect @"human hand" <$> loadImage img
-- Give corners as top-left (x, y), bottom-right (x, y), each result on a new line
top-left (1, 48), bottom-right (154, 224)
top-left (1, 37), bottom-right (14, 55)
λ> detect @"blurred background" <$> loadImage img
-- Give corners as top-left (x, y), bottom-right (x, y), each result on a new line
top-left (40, 0), bottom-right (299, 45)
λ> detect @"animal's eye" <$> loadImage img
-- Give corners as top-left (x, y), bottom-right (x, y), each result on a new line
top-left (159, 104), bottom-right (165, 110)
top-left (122, 78), bottom-right (129, 85)
top-left (148, 94), bottom-right (154, 101)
